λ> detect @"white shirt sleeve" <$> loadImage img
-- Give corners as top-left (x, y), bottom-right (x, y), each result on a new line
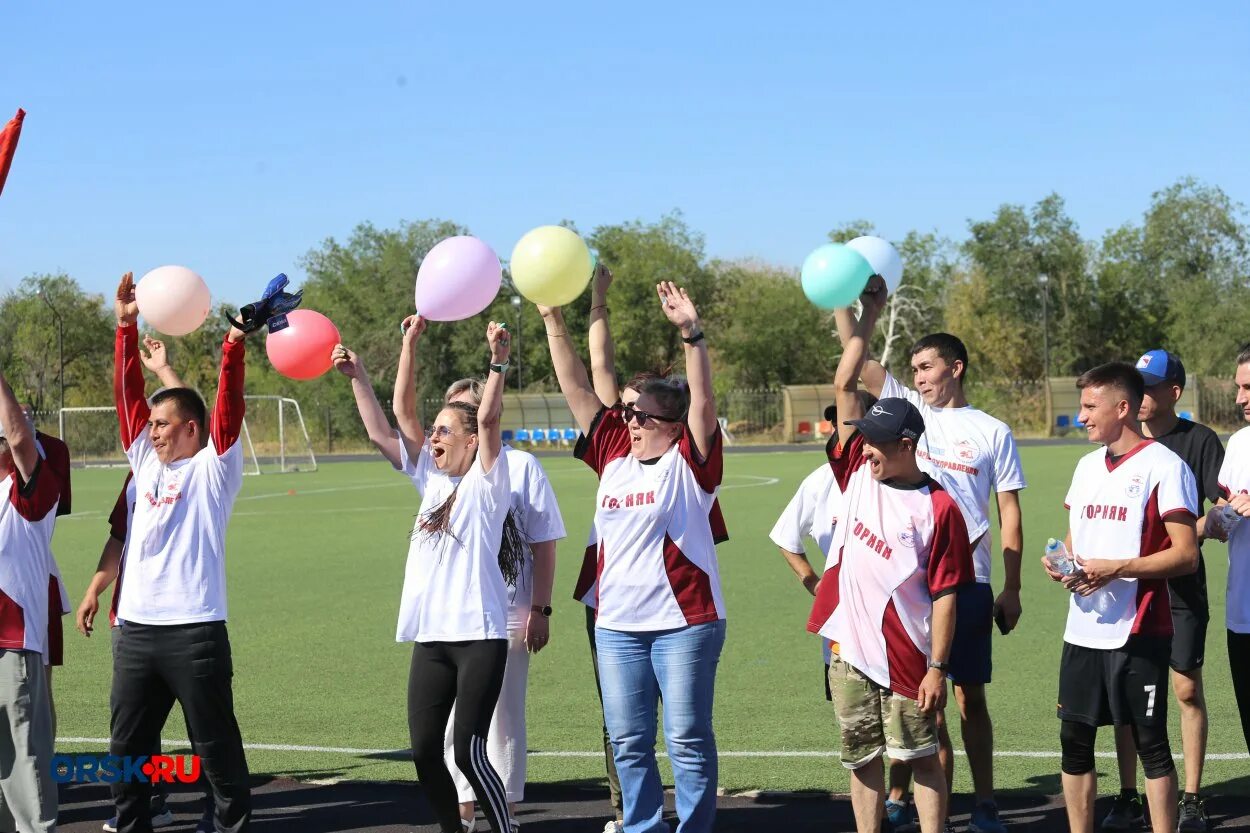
top-left (1159, 457), bottom-right (1199, 518)
top-left (514, 453), bottom-right (567, 544)
top-left (880, 372), bottom-right (925, 410)
top-left (397, 437), bottom-right (434, 495)
top-left (991, 425), bottom-right (1027, 492)
top-left (770, 469), bottom-right (819, 553)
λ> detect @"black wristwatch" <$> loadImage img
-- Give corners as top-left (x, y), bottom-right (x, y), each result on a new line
top-left (681, 330), bottom-right (705, 345)
top-left (928, 660), bottom-right (949, 672)
top-left (531, 604), bottom-right (552, 617)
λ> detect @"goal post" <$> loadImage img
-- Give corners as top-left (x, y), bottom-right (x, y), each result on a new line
top-left (57, 396), bottom-right (316, 474)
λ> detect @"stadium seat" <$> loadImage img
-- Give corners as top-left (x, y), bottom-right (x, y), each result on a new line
top-left (502, 429), bottom-right (515, 442)
top-left (1056, 415), bottom-right (1070, 428)
top-left (797, 421), bottom-right (813, 436)
top-left (562, 427), bottom-right (578, 443)
top-left (1180, 410), bottom-right (1193, 420)
top-left (514, 429), bottom-right (531, 443)
top-left (548, 428), bottom-right (561, 445)
top-left (531, 428), bottom-right (546, 443)
top-left (817, 420), bottom-right (833, 436)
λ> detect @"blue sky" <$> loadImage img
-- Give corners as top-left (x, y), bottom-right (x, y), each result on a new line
top-left (1, 1), bottom-right (1246, 305)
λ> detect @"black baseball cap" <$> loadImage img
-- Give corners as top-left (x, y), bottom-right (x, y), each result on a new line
top-left (845, 397), bottom-right (925, 444)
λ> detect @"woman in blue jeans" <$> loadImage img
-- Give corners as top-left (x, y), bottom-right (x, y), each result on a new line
top-left (539, 281), bottom-right (727, 833)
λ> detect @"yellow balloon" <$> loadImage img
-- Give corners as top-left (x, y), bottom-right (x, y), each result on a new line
top-left (510, 225), bottom-right (592, 306)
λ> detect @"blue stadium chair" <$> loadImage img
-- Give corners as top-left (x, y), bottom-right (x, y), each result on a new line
top-left (514, 429), bottom-right (531, 443)
top-left (548, 428), bottom-right (561, 446)
top-left (1056, 415), bottom-right (1070, 428)
top-left (563, 427), bottom-right (579, 442)
top-left (531, 428), bottom-right (547, 443)
top-left (502, 429), bottom-right (515, 442)
top-left (1180, 411), bottom-right (1194, 420)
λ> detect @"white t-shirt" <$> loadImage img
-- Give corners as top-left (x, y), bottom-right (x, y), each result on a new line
top-left (1218, 426), bottom-right (1250, 633)
top-left (396, 441), bottom-right (512, 642)
top-left (576, 407), bottom-right (726, 632)
top-left (881, 373), bottom-right (1027, 582)
top-left (1063, 440), bottom-right (1197, 649)
top-left (0, 454), bottom-right (62, 655)
top-left (498, 446), bottom-right (566, 629)
top-left (807, 433), bottom-right (974, 698)
top-left (771, 463), bottom-right (843, 663)
top-left (118, 434), bottom-right (244, 625)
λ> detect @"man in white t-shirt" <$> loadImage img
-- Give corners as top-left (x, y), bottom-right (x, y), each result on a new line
top-left (814, 283), bottom-right (975, 833)
top-left (836, 314), bottom-right (1025, 833)
top-left (1205, 342), bottom-right (1250, 760)
top-left (1044, 362), bottom-right (1198, 833)
top-left (110, 272), bottom-right (257, 833)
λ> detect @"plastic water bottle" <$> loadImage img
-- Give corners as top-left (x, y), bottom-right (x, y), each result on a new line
top-left (1044, 538), bottom-right (1075, 576)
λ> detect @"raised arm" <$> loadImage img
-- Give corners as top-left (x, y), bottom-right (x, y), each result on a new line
top-left (139, 336), bottom-right (187, 389)
top-left (657, 281), bottom-right (716, 459)
top-left (210, 326), bottom-right (248, 454)
top-left (477, 321), bottom-right (511, 474)
top-left (588, 263), bottom-right (621, 406)
top-left (113, 273), bottom-right (150, 450)
top-left (333, 345), bottom-right (402, 468)
top-left (0, 370), bottom-right (37, 482)
top-left (832, 306), bottom-right (887, 395)
top-left (833, 279), bottom-right (888, 448)
top-left (538, 305), bottom-right (604, 436)
top-left (393, 315), bottom-right (428, 462)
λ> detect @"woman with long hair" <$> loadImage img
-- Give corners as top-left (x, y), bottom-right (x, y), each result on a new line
top-left (332, 319), bottom-right (520, 833)
top-left (541, 281), bottom-right (727, 833)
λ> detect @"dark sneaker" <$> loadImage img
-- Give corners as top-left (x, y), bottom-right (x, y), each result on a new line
top-left (1177, 794), bottom-right (1207, 833)
top-left (1101, 792), bottom-right (1144, 832)
top-left (885, 798), bottom-right (917, 833)
top-left (103, 795), bottom-right (174, 832)
top-left (970, 801), bottom-right (1008, 833)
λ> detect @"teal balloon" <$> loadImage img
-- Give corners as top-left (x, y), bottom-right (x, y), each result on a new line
top-left (801, 243), bottom-right (874, 309)
top-left (589, 251), bottom-right (599, 276)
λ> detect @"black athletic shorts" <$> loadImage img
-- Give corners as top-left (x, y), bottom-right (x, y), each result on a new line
top-left (1057, 635), bottom-right (1171, 727)
top-left (948, 583), bottom-right (993, 686)
top-left (1170, 604), bottom-right (1208, 672)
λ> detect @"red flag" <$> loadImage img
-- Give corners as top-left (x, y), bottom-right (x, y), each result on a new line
top-left (0, 108), bottom-right (26, 198)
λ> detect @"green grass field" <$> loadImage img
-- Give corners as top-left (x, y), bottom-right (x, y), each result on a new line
top-left (50, 445), bottom-right (1250, 796)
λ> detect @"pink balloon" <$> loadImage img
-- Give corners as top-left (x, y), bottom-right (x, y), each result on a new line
top-left (414, 236), bottom-right (502, 321)
top-left (265, 310), bottom-right (341, 380)
top-left (136, 265), bottom-right (212, 336)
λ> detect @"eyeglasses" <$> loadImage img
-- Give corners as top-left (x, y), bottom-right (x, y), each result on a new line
top-left (622, 405), bottom-right (681, 428)
top-left (426, 425), bottom-right (470, 440)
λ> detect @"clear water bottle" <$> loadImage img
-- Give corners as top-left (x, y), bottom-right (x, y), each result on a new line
top-left (1044, 537), bottom-right (1076, 576)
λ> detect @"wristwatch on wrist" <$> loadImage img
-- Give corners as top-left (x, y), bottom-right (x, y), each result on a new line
top-left (490, 361), bottom-right (510, 374)
top-left (928, 660), bottom-right (949, 672)
top-left (531, 604), bottom-right (552, 617)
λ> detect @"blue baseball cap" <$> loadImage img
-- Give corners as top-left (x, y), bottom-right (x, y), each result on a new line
top-left (845, 397), bottom-right (925, 444)
top-left (1136, 349), bottom-right (1186, 388)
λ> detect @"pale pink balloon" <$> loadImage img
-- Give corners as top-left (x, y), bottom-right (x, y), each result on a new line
top-left (135, 265), bottom-right (212, 336)
top-left (265, 309), bottom-right (342, 380)
top-left (414, 236), bottom-right (502, 321)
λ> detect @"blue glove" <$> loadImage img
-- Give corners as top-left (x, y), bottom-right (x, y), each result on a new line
top-left (226, 273), bottom-right (304, 333)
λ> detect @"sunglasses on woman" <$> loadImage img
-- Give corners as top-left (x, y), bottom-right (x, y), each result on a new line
top-left (426, 425), bottom-right (470, 440)
top-left (622, 405), bottom-right (681, 428)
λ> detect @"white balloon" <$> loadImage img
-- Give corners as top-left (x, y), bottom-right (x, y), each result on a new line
top-left (136, 265), bottom-right (212, 337)
top-left (846, 236), bottom-right (904, 292)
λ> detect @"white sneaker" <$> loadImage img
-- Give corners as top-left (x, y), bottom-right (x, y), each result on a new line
top-left (602, 821), bottom-right (624, 833)
top-left (460, 820), bottom-right (477, 833)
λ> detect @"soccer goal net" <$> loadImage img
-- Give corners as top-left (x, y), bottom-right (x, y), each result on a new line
top-left (58, 396), bottom-right (317, 475)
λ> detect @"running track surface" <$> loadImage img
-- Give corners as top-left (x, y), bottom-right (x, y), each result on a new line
top-left (56, 780), bottom-right (1250, 831)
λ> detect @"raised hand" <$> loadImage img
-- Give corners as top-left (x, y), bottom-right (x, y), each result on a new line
top-left (139, 336), bottom-right (170, 373)
top-left (487, 321), bottom-right (512, 364)
top-left (115, 272), bottom-right (138, 325)
top-left (592, 262), bottom-right (614, 299)
top-left (400, 314), bottom-right (428, 345)
top-left (332, 344), bottom-right (365, 379)
top-left (656, 281), bottom-right (700, 335)
top-left (859, 274), bottom-right (889, 318)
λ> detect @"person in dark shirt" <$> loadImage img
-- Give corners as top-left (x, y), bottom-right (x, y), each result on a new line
top-left (1101, 350), bottom-right (1223, 833)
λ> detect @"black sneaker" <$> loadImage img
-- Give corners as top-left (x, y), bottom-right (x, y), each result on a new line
top-left (1177, 794), bottom-right (1208, 833)
top-left (1101, 792), bottom-right (1144, 832)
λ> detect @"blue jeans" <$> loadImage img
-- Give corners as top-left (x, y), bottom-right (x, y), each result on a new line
top-left (595, 620), bottom-right (726, 833)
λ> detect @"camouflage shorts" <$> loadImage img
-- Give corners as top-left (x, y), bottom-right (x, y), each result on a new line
top-left (828, 657), bottom-right (938, 769)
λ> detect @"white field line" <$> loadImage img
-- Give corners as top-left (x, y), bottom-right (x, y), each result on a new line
top-left (52, 739), bottom-right (1249, 761)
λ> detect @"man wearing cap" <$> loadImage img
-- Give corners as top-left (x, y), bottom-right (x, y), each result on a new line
top-left (808, 282), bottom-right (974, 833)
top-left (1099, 350), bottom-right (1223, 833)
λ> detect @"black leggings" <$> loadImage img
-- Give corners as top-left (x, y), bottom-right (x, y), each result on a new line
top-left (1230, 630), bottom-right (1250, 753)
top-left (409, 639), bottom-right (510, 833)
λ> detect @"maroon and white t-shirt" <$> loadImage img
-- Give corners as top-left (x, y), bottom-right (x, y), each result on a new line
top-left (1063, 440), bottom-right (1197, 650)
top-left (0, 454), bottom-right (63, 655)
top-left (807, 433), bottom-right (974, 699)
top-left (575, 407), bottom-right (726, 631)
